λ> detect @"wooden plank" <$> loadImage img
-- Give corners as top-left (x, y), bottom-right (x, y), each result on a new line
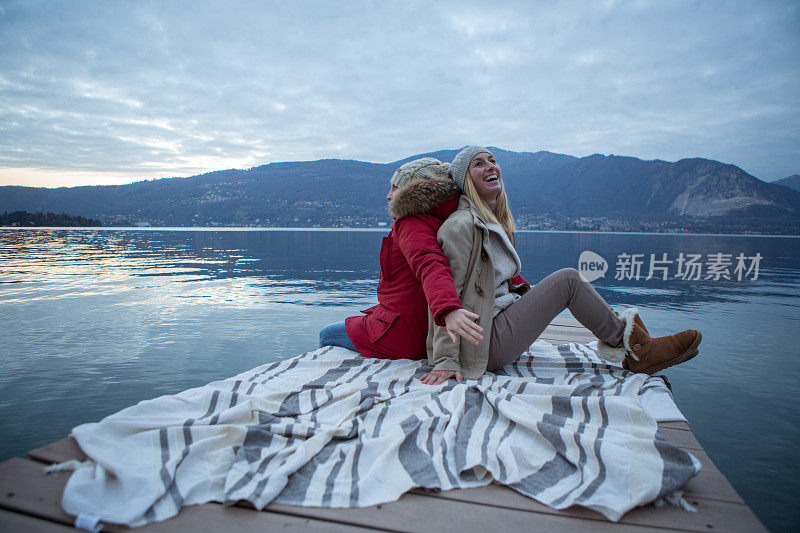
top-left (541, 325), bottom-right (597, 339)
top-left (688, 448), bottom-right (722, 475)
top-left (541, 330), bottom-right (594, 339)
top-left (539, 335), bottom-right (596, 345)
top-left (263, 494), bottom-right (678, 533)
top-left (411, 483), bottom-right (764, 532)
top-left (549, 317), bottom-right (584, 328)
top-left (140, 508), bottom-right (384, 533)
top-left (659, 421), bottom-right (691, 431)
top-left (538, 335), bottom-right (596, 346)
top-left (544, 322), bottom-right (593, 332)
top-left (681, 470), bottom-right (745, 504)
top-left (0, 458), bottom-right (380, 533)
top-left (2, 457), bottom-right (718, 533)
top-left (659, 427), bottom-right (702, 451)
top-left (0, 458), bottom-right (76, 528)
top-left (540, 334), bottom-right (596, 342)
top-left (0, 508), bottom-right (76, 532)
top-left (27, 437), bottom-right (86, 464)
top-left (627, 437), bottom-right (741, 504)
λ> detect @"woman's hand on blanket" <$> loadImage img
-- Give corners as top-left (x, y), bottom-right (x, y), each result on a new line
top-left (444, 308), bottom-right (483, 345)
top-left (420, 369), bottom-right (463, 385)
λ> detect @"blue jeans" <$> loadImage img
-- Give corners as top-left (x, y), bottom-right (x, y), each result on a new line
top-left (319, 321), bottom-right (357, 351)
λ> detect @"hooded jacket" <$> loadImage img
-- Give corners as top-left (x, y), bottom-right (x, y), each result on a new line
top-left (427, 196), bottom-right (530, 378)
top-left (345, 177), bottom-right (462, 360)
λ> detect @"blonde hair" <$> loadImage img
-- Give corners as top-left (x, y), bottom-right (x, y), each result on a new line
top-left (462, 169), bottom-right (517, 243)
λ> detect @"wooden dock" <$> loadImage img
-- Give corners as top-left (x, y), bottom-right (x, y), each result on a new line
top-left (0, 317), bottom-right (766, 532)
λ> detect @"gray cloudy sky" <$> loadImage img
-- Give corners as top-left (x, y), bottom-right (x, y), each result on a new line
top-left (1, 0), bottom-right (798, 187)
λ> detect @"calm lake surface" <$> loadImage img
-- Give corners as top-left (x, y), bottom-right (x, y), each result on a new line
top-left (1, 228), bottom-right (798, 531)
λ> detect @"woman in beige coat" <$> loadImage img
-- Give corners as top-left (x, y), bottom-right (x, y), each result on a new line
top-left (421, 146), bottom-right (702, 385)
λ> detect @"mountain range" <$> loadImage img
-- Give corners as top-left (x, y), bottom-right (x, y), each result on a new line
top-left (1, 148), bottom-right (799, 234)
top-left (772, 174), bottom-right (800, 193)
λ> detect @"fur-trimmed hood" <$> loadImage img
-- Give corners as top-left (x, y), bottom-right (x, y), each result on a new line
top-left (389, 177), bottom-right (460, 220)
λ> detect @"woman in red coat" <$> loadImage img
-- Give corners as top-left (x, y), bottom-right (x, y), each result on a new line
top-left (319, 158), bottom-right (485, 360)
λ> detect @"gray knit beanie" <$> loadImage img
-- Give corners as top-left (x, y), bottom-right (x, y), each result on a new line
top-left (449, 145), bottom-right (493, 191)
top-left (390, 157), bottom-right (451, 189)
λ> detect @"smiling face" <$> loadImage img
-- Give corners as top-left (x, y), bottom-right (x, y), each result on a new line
top-left (467, 152), bottom-right (502, 206)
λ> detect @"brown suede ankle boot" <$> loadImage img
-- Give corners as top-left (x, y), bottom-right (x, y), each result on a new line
top-left (622, 314), bottom-right (702, 374)
top-left (596, 308), bottom-right (701, 373)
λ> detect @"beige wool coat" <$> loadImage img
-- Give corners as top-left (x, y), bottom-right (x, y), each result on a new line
top-left (426, 196), bottom-right (529, 378)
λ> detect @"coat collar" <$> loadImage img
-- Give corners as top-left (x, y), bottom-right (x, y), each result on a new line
top-left (457, 195), bottom-right (522, 278)
top-left (389, 177), bottom-right (461, 220)
top-left (457, 195), bottom-right (488, 230)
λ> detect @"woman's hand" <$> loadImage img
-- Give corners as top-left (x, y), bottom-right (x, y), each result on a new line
top-left (444, 308), bottom-right (483, 345)
top-left (420, 369), bottom-right (463, 385)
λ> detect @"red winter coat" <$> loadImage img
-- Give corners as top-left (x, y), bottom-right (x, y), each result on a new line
top-left (346, 178), bottom-right (463, 360)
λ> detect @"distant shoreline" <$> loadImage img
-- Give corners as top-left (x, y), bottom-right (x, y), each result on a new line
top-left (2, 226), bottom-right (798, 238)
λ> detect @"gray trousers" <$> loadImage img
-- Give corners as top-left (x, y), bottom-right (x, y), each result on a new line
top-left (488, 268), bottom-right (625, 371)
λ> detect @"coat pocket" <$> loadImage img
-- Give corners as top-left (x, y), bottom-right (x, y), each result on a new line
top-left (364, 305), bottom-right (401, 343)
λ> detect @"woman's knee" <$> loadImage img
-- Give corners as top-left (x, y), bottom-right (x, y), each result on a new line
top-left (319, 321), bottom-right (345, 347)
top-left (319, 321), bottom-right (356, 351)
top-left (551, 268), bottom-right (584, 304)
top-left (555, 267), bottom-right (581, 283)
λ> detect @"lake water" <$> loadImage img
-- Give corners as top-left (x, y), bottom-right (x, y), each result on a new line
top-left (1, 228), bottom-right (797, 531)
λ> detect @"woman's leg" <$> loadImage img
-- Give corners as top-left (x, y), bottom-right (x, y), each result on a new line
top-left (488, 268), bottom-right (624, 370)
top-left (319, 321), bottom-right (358, 351)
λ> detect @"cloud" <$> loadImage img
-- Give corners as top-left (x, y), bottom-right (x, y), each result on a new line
top-left (0, 0), bottom-right (798, 187)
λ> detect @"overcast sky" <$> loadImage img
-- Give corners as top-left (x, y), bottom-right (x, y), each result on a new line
top-left (1, 0), bottom-right (798, 187)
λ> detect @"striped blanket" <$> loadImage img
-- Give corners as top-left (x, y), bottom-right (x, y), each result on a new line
top-left (60, 341), bottom-right (700, 526)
